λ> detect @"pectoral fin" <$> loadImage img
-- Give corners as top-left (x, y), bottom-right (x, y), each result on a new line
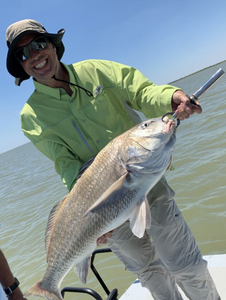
top-left (74, 256), bottom-right (91, 284)
top-left (129, 198), bottom-right (151, 238)
top-left (82, 172), bottom-right (128, 217)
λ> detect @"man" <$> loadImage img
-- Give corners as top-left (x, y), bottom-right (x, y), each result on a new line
top-left (0, 249), bottom-right (26, 300)
top-left (5, 19), bottom-right (220, 300)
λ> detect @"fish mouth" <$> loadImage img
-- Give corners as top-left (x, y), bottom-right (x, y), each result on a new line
top-left (161, 116), bottom-right (176, 148)
top-left (162, 116), bottom-right (176, 134)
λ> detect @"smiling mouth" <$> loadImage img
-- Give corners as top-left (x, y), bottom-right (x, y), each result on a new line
top-left (35, 60), bottom-right (47, 69)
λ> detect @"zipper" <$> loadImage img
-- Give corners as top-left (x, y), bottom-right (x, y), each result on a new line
top-left (71, 120), bottom-right (94, 154)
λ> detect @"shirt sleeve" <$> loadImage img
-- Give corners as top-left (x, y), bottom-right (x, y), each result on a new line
top-left (34, 139), bottom-right (81, 191)
top-left (109, 61), bottom-right (180, 118)
top-left (21, 101), bottom-right (82, 191)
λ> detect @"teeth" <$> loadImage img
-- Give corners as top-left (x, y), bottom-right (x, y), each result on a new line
top-left (35, 60), bottom-right (47, 69)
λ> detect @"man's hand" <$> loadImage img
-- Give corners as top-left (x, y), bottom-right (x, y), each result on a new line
top-left (172, 90), bottom-right (202, 120)
top-left (96, 230), bottom-right (114, 246)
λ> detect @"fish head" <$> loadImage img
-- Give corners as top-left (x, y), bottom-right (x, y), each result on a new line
top-left (129, 116), bottom-right (176, 150)
top-left (120, 116), bottom-right (176, 173)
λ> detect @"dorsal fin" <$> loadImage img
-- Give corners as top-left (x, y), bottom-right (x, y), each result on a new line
top-left (45, 196), bottom-right (68, 261)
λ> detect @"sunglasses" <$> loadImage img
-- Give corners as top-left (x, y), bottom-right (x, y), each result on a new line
top-left (14, 36), bottom-right (49, 62)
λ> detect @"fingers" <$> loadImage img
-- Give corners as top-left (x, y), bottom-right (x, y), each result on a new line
top-left (172, 90), bottom-right (202, 120)
top-left (175, 101), bottom-right (202, 120)
top-left (96, 230), bottom-right (114, 246)
top-left (175, 103), bottom-right (194, 120)
top-left (96, 235), bottom-right (107, 246)
top-left (192, 100), bottom-right (202, 114)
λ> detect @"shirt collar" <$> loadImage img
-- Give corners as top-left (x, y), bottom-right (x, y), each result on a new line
top-left (33, 63), bottom-right (76, 100)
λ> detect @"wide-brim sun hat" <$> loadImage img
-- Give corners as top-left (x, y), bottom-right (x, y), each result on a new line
top-left (6, 19), bottom-right (65, 85)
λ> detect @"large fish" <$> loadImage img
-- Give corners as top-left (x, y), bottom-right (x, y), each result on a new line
top-left (25, 116), bottom-right (176, 300)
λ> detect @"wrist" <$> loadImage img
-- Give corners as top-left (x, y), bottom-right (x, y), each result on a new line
top-left (7, 288), bottom-right (24, 300)
top-left (3, 278), bottom-right (20, 297)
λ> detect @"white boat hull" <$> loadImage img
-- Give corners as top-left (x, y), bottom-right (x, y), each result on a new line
top-left (120, 254), bottom-right (226, 300)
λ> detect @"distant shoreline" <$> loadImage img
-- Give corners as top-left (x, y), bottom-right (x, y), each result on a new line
top-left (169, 60), bottom-right (226, 84)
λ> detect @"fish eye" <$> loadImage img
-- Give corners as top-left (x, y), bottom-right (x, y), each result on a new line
top-left (140, 123), bottom-right (148, 129)
top-left (140, 120), bottom-right (155, 129)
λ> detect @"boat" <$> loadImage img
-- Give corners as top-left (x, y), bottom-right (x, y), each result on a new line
top-left (60, 248), bottom-right (226, 300)
top-left (120, 253), bottom-right (226, 300)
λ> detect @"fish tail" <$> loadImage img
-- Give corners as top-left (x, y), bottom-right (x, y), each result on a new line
top-left (24, 280), bottom-right (63, 300)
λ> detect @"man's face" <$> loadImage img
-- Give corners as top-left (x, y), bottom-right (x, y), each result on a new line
top-left (15, 33), bottom-right (59, 83)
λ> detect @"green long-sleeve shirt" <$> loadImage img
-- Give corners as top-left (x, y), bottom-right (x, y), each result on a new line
top-left (21, 59), bottom-right (178, 191)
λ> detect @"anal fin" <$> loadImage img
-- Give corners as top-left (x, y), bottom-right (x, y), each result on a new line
top-left (74, 256), bottom-right (91, 284)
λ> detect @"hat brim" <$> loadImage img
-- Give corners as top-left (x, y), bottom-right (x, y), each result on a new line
top-left (6, 29), bottom-right (65, 79)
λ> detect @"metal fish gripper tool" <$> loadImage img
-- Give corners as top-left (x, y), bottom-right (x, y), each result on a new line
top-left (162, 68), bottom-right (225, 127)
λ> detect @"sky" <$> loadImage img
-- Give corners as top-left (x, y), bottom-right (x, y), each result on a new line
top-left (0, 0), bottom-right (226, 154)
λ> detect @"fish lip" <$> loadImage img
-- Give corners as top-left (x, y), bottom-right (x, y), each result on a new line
top-left (162, 113), bottom-right (180, 128)
top-left (165, 119), bottom-right (176, 133)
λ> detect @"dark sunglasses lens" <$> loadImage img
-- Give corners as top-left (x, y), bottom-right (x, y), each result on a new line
top-left (15, 48), bottom-right (29, 61)
top-left (31, 37), bottom-right (48, 51)
top-left (14, 37), bottom-right (48, 61)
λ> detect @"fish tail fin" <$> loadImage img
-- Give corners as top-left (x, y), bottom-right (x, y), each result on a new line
top-left (24, 280), bottom-right (63, 300)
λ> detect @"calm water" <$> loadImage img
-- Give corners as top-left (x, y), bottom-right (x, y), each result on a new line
top-left (0, 61), bottom-right (226, 300)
